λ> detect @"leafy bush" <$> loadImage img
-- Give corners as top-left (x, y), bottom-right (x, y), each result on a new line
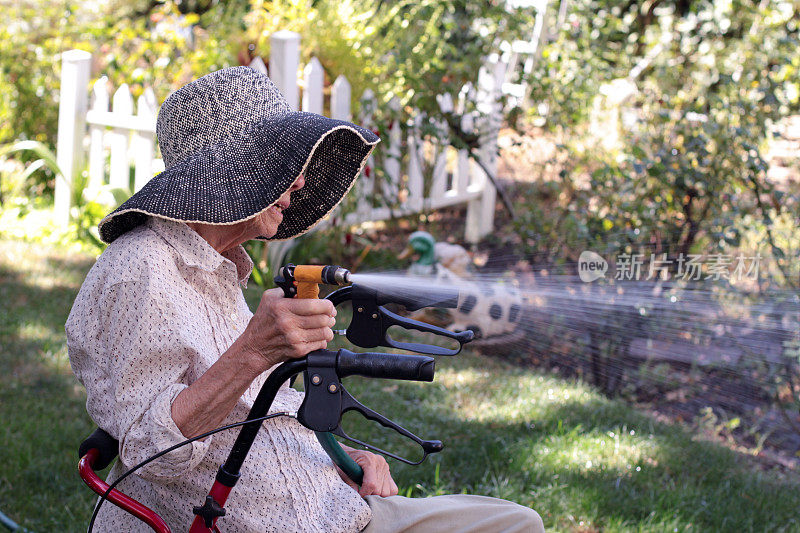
top-left (0, 0), bottom-right (237, 199)
top-left (512, 0), bottom-right (800, 280)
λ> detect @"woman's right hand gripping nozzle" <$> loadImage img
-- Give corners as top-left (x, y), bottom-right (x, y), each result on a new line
top-left (241, 288), bottom-right (336, 370)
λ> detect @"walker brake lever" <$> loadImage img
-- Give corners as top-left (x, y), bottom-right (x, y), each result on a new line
top-left (331, 390), bottom-right (443, 465)
top-left (345, 285), bottom-right (474, 356)
top-left (297, 349), bottom-right (443, 466)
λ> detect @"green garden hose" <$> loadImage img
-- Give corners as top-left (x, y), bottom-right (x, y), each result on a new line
top-left (315, 431), bottom-right (364, 485)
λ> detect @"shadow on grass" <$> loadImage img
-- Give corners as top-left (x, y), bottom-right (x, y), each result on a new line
top-left (515, 399), bottom-right (799, 532)
top-left (343, 368), bottom-right (800, 533)
top-left (0, 243), bottom-right (99, 532)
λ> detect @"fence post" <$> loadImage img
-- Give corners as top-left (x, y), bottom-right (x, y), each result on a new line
top-left (270, 31), bottom-right (300, 110)
top-left (383, 97), bottom-right (402, 204)
top-left (55, 49), bottom-right (91, 226)
top-left (525, 0), bottom-right (551, 74)
top-left (108, 84), bottom-right (133, 190)
top-left (354, 89), bottom-right (377, 223)
top-left (249, 56), bottom-right (269, 76)
top-left (330, 75), bottom-right (351, 121)
top-left (133, 88), bottom-right (158, 191)
top-left (325, 75), bottom-right (352, 222)
top-left (406, 113), bottom-right (424, 211)
top-left (456, 85), bottom-right (473, 197)
top-left (429, 93), bottom-right (453, 202)
top-left (465, 53), bottom-right (506, 244)
top-left (302, 57), bottom-right (324, 114)
top-left (87, 77), bottom-right (109, 198)
top-left (267, 32), bottom-right (301, 259)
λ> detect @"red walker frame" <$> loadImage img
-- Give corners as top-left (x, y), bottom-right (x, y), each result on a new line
top-left (79, 448), bottom-right (173, 533)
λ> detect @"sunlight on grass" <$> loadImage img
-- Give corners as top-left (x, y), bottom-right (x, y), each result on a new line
top-left (0, 206), bottom-right (58, 236)
top-left (0, 239), bottom-right (93, 289)
top-left (436, 367), bottom-right (483, 388)
top-left (0, 207), bottom-right (82, 250)
top-left (437, 364), bottom-right (596, 424)
top-left (0, 239), bottom-right (99, 531)
top-left (436, 357), bottom-right (664, 480)
top-left (531, 427), bottom-right (658, 476)
top-left (15, 322), bottom-right (59, 343)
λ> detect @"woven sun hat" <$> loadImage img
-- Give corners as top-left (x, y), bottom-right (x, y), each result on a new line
top-left (97, 66), bottom-right (380, 244)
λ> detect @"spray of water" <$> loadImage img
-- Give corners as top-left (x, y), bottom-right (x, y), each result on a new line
top-left (348, 263), bottom-right (800, 461)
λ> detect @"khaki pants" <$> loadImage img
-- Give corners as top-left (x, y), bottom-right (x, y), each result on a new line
top-left (362, 494), bottom-right (545, 533)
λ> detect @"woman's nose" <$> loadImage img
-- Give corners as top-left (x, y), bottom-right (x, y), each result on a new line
top-left (290, 174), bottom-right (305, 192)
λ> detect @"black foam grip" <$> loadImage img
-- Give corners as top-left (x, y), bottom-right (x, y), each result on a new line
top-left (336, 350), bottom-right (435, 382)
top-left (78, 427), bottom-right (119, 470)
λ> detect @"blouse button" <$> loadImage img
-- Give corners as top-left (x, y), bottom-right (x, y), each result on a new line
top-left (231, 312), bottom-right (238, 321)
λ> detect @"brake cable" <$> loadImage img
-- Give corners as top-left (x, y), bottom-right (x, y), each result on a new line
top-left (88, 412), bottom-right (293, 533)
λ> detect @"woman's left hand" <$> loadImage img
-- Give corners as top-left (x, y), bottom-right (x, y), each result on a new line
top-left (338, 446), bottom-right (399, 498)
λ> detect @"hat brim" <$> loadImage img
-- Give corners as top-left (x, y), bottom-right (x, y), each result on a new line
top-left (97, 112), bottom-right (379, 244)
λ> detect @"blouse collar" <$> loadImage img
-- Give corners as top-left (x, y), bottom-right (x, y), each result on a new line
top-left (145, 216), bottom-right (254, 286)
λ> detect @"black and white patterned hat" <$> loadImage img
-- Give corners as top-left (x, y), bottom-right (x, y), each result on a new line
top-left (98, 66), bottom-right (380, 244)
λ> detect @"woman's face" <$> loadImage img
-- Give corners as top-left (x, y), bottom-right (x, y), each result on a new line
top-left (253, 173), bottom-right (306, 238)
top-left (188, 174), bottom-right (307, 254)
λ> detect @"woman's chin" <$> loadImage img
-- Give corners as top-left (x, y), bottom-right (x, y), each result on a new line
top-left (258, 209), bottom-right (282, 237)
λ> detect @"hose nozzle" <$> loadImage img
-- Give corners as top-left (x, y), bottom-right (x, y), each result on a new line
top-left (325, 266), bottom-right (352, 285)
top-left (275, 264), bottom-right (352, 299)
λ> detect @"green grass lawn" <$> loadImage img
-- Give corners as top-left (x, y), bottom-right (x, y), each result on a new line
top-left (1, 237), bottom-right (798, 532)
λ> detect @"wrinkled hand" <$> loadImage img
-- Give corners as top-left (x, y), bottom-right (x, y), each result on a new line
top-left (338, 446), bottom-right (399, 498)
top-left (241, 288), bottom-right (336, 370)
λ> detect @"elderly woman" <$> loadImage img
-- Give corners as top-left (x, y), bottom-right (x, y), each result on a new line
top-left (67, 67), bottom-right (544, 532)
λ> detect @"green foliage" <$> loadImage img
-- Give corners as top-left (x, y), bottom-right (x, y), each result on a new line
top-left (528, 3), bottom-right (632, 127)
top-left (530, 0), bottom-right (800, 131)
top-left (0, 140), bottom-right (62, 207)
top-left (0, 0), bottom-right (236, 195)
top-left (242, 239), bottom-right (271, 287)
top-left (0, 2), bottom-right (91, 195)
top-left (244, 0), bottom-right (535, 115)
top-left (84, 2), bottom-right (236, 106)
top-left (0, 139), bottom-right (120, 254)
top-left (0, 2), bottom-right (80, 147)
top-left (512, 0), bottom-right (800, 282)
top-left (587, 112), bottom-right (778, 260)
top-left (244, 0), bottom-right (381, 108)
top-left (364, 1), bottom-right (532, 112)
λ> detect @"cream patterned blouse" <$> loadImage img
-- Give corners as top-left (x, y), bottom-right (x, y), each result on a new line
top-left (66, 216), bottom-right (372, 532)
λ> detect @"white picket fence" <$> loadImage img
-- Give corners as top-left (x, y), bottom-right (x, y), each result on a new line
top-left (55, 30), bottom-right (515, 243)
top-left (500, 0), bottom-right (553, 108)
